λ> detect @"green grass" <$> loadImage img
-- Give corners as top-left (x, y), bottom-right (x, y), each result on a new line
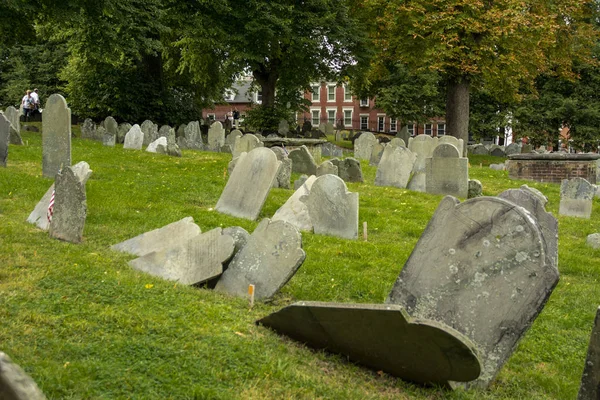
top-left (1, 126), bottom-right (600, 399)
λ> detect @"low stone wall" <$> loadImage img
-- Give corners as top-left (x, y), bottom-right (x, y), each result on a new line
top-left (506, 153), bottom-right (600, 184)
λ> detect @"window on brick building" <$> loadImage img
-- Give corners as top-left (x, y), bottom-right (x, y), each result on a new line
top-left (377, 116), bottom-right (385, 132)
top-left (360, 115), bottom-right (369, 130)
top-left (327, 109), bottom-right (336, 124)
top-left (328, 85), bottom-right (336, 102)
top-left (311, 110), bottom-right (320, 126)
top-left (407, 124), bottom-right (415, 136)
top-left (425, 123), bottom-right (433, 136)
top-left (344, 84), bottom-right (352, 101)
top-left (344, 110), bottom-right (352, 127)
top-left (311, 85), bottom-right (320, 102)
top-left (437, 123), bottom-right (446, 136)
top-left (390, 118), bottom-right (397, 132)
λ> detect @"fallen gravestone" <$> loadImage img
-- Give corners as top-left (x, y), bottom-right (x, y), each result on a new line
top-left (208, 121), bottom-right (226, 151)
top-left (375, 145), bottom-right (416, 189)
top-left (0, 113), bottom-right (9, 167)
top-left (215, 218), bottom-right (306, 300)
top-left (216, 147), bottom-right (281, 220)
top-left (301, 174), bottom-right (358, 240)
top-left (272, 175), bottom-right (317, 232)
top-left (559, 178), bottom-right (595, 219)
top-left (0, 351), bottom-right (47, 400)
top-left (129, 228), bottom-right (235, 285)
top-left (111, 217), bottom-right (201, 257)
top-left (140, 120), bottom-right (158, 145)
top-left (578, 307), bottom-right (600, 400)
top-left (257, 302), bottom-right (481, 386)
top-left (288, 145), bottom-right (318, 175)
top-left (42, 94), bottom-right (71, 178)
top-left (354, 132), bottom-right (377, 161)
top-left (123, 124), bottom-right (144, 150)
top-left (330, 157), bottom-right (364, 183)
top-left (316, 160), bottom-right (338, 177)
top-left (49, 163), bottom-right (92, 243)
top-left (425, 143), bottom-right (469, 198)
top-left (387, 196), bottom-right (558, 389)
top-left (407, 134), bottom-right (437, 192)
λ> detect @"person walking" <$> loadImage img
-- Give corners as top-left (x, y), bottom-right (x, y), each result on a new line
top-left (30, 89), bottom-right (40, 113)
top-left (21, 90), bottom-right (34, 121)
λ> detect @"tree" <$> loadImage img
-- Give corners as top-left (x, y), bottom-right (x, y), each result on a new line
top-left (364, 0), bottom-right (597, 146)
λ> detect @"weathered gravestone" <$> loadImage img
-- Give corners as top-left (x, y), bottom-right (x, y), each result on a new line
top-left (49, 162), bottom-right (92, 243)
top-left (129, 228), bottom-right (235, 285)
top-left (157, 135), bottom-right (182, 157)
top-left (396, 125), bottom-right (410, 145)
top-left (294, 174), bottom-right (309, 190)
top-left (324, 122), bottom-right (335, 136)
top-left (176, 123), bottom-right (186, 138)
top-left (321, 142), bottom-right (343, 158)
top-left (330, 157), bottom-right (364, 183)
top-left (467, 179), bottom-right (483, 198)
top-left (225, 129), bottom-right (242, 149)
top-left (4, 106), bottom-right (23, 145)
top-left (146, 137), bottom-right (167, 153)
top-left (42, 94), bottom-right (71, 178)
top-left (232, 133), bottom-right (263, 159)
top-left (278, 120), bottom-right (289, 136)
top-left (578, 307), bottom-right (600, 400)
top-left (102, 131), bottom-right (116, 147)
top-left (407, 134), bottom-right (437, 192)
top-left (375, 145), bottom-right (417, 189)
top-left (215, 218), bottom-right (306, 300)
top-left (490, 147), bottom-right (506, 157)
top-left (104, 116), bottom-right (118, 137)
top-left (208, 121), bottom-right (226, 151)
top-left (505, 142), bottom-right (522, 156)
top-left (117, 123), bottom-right (131, 144)
top-left (123, 124), bottom-right (144, 150)
top-left (369, 142), bottom-right (385, 166)
top-left (140, 120), bottom-right (158, 145)
top-left (301, 174), bottom-right (358, 240)
top-left (559, 178), bottom-right (595, 219)
top-left (426, 143), bottom-right (469, 198)
top-left (386, 196), bottom-right (559, 389)
top-left (111, 217), bottom-right (201, 257)
top-left (438, 135), bottom-right (464, 157)
top-left (272, 175), bottom-right (317, 232)
top-left (469, 144), bottom-right (489, 155)
top-left (184, 121), bottom-right (203, 150)
top-left (354, 132), bottom-right (377, 161)
top-left (257, 302), bottom-right (481, 386)
top-left (288, 145), bottom-right (318, 175)
top-left (158, 125), bottom-right (171, 138)
top-left (587, 233), bottom-right (600, 249)
top-left (222, 226), bottom-right (250, 260)
top-left (81, 118), bottom-right (96, 140)
top-left (0, 352), bottom-right (47, 400)
top-left (389, 137), bottom-right (406, 148)
top-left (216, 147), bottom-right (281, 220)
top-left (271, 149), bottom-right (292, 190)
top-left (0, 113), bottom-right (10, 167)
top-left (316, 160), bottom-right (338, 177)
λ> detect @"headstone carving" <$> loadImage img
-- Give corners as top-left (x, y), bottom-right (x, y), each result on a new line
top-left (123, 124), bottom-right (144, 150)
top-left (407, 134), bottom-right (436, 192)
top-left (140, 120), bottom-right (158, 145)
top-left (579, 307), bottom-right (600, 399)
top-left (301, 174), bottom-right (358, 239)
top-left (330, 157), bottom-right (364, 183)
top-left (0, 352), bottom-right (47, 400)
top-left (0, 113), bottom-right (10, 167)
top-left (215, 218), bottom-right (306, 300)
top-left (272, 175), bottom-right (317, 232)
top-left (288, 145), bottom-right (318, 175)
top-left (354, 132), bottom-right (377, 161)
top-left (208, 121), bottom-right (226, 151)
top-left (375, 145), bottom-right (417, 189)
top-left (42, 94), bottom-right (71, 178)
top-left (425, 143), bottom-right (469, 198)
top-left (216, 147), bottom-right (281, 220)
top-left (232, 133), bottom-right (263, 159)
top-left (387, 196), bottom-right (559, 388)
top-left (559, 177), bottom-right (595, 219)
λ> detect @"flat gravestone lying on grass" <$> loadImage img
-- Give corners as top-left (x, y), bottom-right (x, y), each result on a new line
top-left (42, 94), bottom-right (71, 178)
top-left (216, 147), bottom-right (281, 220)
top-left (559, 177), bottom-right (595, 219)
top-left (129, 228), bottom-right (234, 285)
top-left (272, 175), bottom-right (317, 232)
top-left (215, 218), bottom-right (305, 301)
top-left (0, 113), bottom-right (9, 167)
top-left (257, 302), bottom-right (481, 386)
top-left (111, 217), bottom-right (201, 257)
top-left (0, 351), bottom-right (47, 400)
top-left (578, 306), bottom-right (600, 400)
top-left (387, 196), bottom-right (558, 389)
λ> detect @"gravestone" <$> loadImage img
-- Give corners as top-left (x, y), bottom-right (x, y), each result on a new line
top-left (42, 94), bottom-right (71, 178)
top-left (354, 132), bottom-right (377, 161)
top-left (322, 142), bottom-right (343, 158)
top-left (81, 118), bottom-right (96, 140)
top-left (467, 179), bottom-right (483, 198)
top-left (587, 233), bottom-right (600, 249)
top-left (301, 174), bottom-right (358, 239)
top-left (559, 178), bottom-right (595, 219)
top-left (505, 142), bottom-right (522, 156)
top-left (273, 158), bottom-right (292, 189)
top-left (426, 143), bottom-right (469, 198)
top-left (278, 120), bottom-right (289, 136)
top-left (216, 147), bottom-right (281, 220)
top-left (407, 134), bottom-right (437, 192)
top-left (104, 116), bottom-right (118, 137)
top-left (176, 124), bottom-right (187, 138)
top-left (369, 143), bottom-right (385, 166)
top-left (111, 217), bottom-right (201, 257)
top-left (257, 302), bottom-right (481, 386)
top-left (140, 120), bottom-right (158, 145)
top-left (318, 122), bottom-right (327, 135)
top-left (129, 228), bottom-right (235, 285)
top-left (396, 125), bottom-right (410, 145)
top-left (387, 196), bottom-right (558, 389)
top-left (288, 145), bottom-right (318, 175)
top-left (389, 138), bottom-right (406, 148)
top-left (158, 125), bottom-right (171, 138)
top-left (208, 121), bottom-right (226, 151)
top-left (272, 175), bottom-right (317, 232)
top-left (117, 123), bottom-right (131, 144)
top-left (232, 133), bottom-right (263, 159)
top-left (316, 160), bottom-right (338, 177)
top-left (489, 163), bottom-right (506, 171)
top-left (375, 145), bottom-right (417, 189)
top-left (49, 163), bottom-right (92, 243)
top-left (225, 129), bottom-right (242, 149)
top-left (215, 218), bottom-right (306, 300)
top-left (469, 144), bottom-right (489, 155)
top-left (146, 137), bottom-right (167, 153)
top-left (330, 157), bottom-right (364, 183)
top-left (0, 352), bottom-right (47, 400)
top-left (222, 226), bottom-right (250, 260)
top-left (490, 147), bottom-right (506, 157)
top-left (4, 106), bottom-right (23, 145)
top-left (270, 146), bottom-right (287, 161)
top-left (183, 121), bottom-right (203, 150)
top-left (578, 307), bottom-right (600, 400)
top-left (0, 113), bottom-right (10, 167)
top-left (123, 124), bottom-right (144, 150)
top-left (438, 135), bottom-right (464, 156)
top-left (95, 126), bottom-right (107, 143)
top-left (102, 132), bottom-right (116, 147)
top-left (294, 175), bottom-right (309, 190)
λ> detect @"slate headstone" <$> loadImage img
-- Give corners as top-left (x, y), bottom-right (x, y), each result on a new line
top-left (117, 123), bottom-right (131, 144)
top-left (467, 179), bottom-right (483, 198)
top-left (225, 129), bottom-right (242, 149)
top-left (146, 137), bottom-right (167, 153)
top-left (438, 135), bottom-right (464, 156)
top-left (396, 125), bottom-right (410, 145)
top-left (294, 174), bottom-right (309, 190)
top-left (81, 118), bottom-right (96, 140)
top-left (505, 142), bottom-right (522, 156)
top-left (330, 157), bottom-right (364, 183)
top-left (316, 160), bottom-right (338, 177)
top-left (354, 132), bottom-right (377, 161)
top-left (389, 137), bottom-right (406, 148)
top-left (222, 226), bottom-right (250, 260)
top-left (184, 121), bottom-right (203, 150)
top-left (140, 120), bottom-right (158, 145)
top-left (369, 142), bottom-right (385, 166)
top-left (469, 144), bottom-right (489, 155)
top-left (104, 116), bottom-right (118, 137)
top-left (375, 145), bottom-right (417, 189)
top-left (0, 352), bottom-right (47, 400)
top-left (559, 178), bottom-right (595, 219)
top-left (425, 143), bottom-right (469, 198)
top-left (123, 124), bottom-right (144, 150)
top-left (4, 106), bottom-right (23, 145)
top-left (273, 158), bottom-right (292, 189)
top-left (578, 307), bottom-right (600, 400)
top-left (490, 147), bottom-right (506, 157)
top-left (272, 175), bottom-right (317, 232)
top-left (42, 94), bottom-right (71, 178)
top-left (288, 145), bottom-right (318, 175)
top-left (102, 132), bottom-right (116, 147)
top-left (0, 113), bottom-right (9, 167)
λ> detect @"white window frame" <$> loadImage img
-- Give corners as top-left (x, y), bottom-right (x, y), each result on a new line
top-left (343, 108), bottom-right (353, 128)
top-left (326, 108), bottom-right (336, 124)
top-left (390, 117), bottom-right (397, 132)
top-left (327, 85), bottom-right (336, 102)
top-left (407, 123), bottom-right (415, 136)
top-left (359, 98), bottom-right (369, 107)
top-left (343, 84), bottom-right (352, 102)
top-left (254, 92), bottom-right (262, 104)
top-left (437, 122), bottom-right (446, 136)
top-left (377, 115), bottom-right (385, 132)
top-left (311, 108), bottom-right (321, 126)
top-left (360, 114), bottom-right (369, 130)
top-left (424, 123), bottom-right (433, 136)
top-left (311, 85), bottom-right (320, 102)
top-left (207, 113), bottom-right (216, 121)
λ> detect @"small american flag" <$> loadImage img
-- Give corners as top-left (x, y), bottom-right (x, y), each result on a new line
top-left (47, 189), bottom-right (55, 223)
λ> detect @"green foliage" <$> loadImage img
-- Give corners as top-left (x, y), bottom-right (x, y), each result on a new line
top-left (469, 89), bottom-right (512, 142)
top-left (243, 104), bottom-right (297, 134)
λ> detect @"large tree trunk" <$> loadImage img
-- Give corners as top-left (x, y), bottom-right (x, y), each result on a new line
top-left (446, 77), bottom-right (470, 155)
top-left (253, 67), bottom-right (278, 108)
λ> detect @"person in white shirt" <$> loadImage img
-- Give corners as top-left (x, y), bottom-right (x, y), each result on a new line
top-left (30, 89), bottom-right (40, 110)
top-left (21, 90), bottom-right (34, 121)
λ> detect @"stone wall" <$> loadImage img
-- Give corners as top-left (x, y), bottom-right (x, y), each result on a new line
top-left (506, 154), bottom-right (599, 184)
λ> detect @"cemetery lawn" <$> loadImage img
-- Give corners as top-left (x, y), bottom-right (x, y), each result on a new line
top-left (2, 129), bottom-right (600, 400)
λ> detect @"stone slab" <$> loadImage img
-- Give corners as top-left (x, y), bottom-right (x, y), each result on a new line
top-left (330, 157), bottom-right (364, 183)
top-left (0, 352), bottom-right (47, 400)
top-left (559, 178), bottom-right (594, 219)
top-left (0, 113), bottom-right (9, 167)
top-left (375, 145), bottom-right (416, 189)
top-left (42, 94), bottom-right (71, 178)
top-left (425, 144), bottom-right (469, 198)
top-left (123, 124), bottom-right (144, 150)
top-left (288, 145), bottom-right (318, 175)
top-left (272, 175), bottom-right (317, 232)
top-left (257, 301), bottom-right (481, 385)
top-left (49, 164), bottom-right (90, 243)
top-left (354, 132), bottom-right (377, 161)
top-left (579, 307), bottom-right (600, 399)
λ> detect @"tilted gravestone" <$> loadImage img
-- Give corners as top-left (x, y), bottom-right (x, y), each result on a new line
top-left (330, 157), bottom-right (364, 183)
top-left (559, 177), bottom-right (595, 219)
top-left (273, 157), bottom-right (292, 189)
top-left (111, 217), bottom-right (201, 257)
top-left (216, 147), bottom-right (281, 220)
top-left (0, 351), bottom-right (47, 400)
top-left (215, 218), bottom-right (306, 300)
top-left (49, 162), bottom-right (92, 243)
top-left (208, 121), bottom-right (226, 151)
top-left (4, 106), bottom-right (23, 145)
top-left (369, 142), bottom-right (385, 166)
top-left (185, 121), bottom-right (203, 150)
top-left (222, 226), bottom-right (250, 260)
top-left (42, 94), bottom-right (71, 178)
top-left (129, 228), bottom-right (235, 286)
top-left (123, 124), bottom-right (144, 150)
top-left (579, 307), bottom-right (600, 400)
top-left (146, 137), bottom-right (167, 153)
top-left (257, 302), bottom-right (482, 386)
top-left (0, 113), bottom-right (10, 167)
top-left (140, 120), bottom-right (158, 145)
top-left (81, 118), bottom-right (97, 140)
top-left (354, 132), bottom-right (377, 161)
top-left (375, 145), bottom-right (417, 189)
top-left (288, 145), bottom-right (318, 175)
top-left (407, 134), bottom-right (437, 192)
top-left (426, 143), bottom-right (469, 198)
top-left (104, 116), bottom-right (118, 137)
top-left (301, 174), bottom-right (358, 240)
top-left (117, 123), bottom-right (131, 144)
top-left (387, 196), bottom-right (559, 389)
top-left (272, 175), bottom-right (317, 232)
top-left (316, 160), bottom-right (338, 177)
top-left (294, 174), bottom-right (309, 190)
top-left (232, 133), bottom-right (263, 159)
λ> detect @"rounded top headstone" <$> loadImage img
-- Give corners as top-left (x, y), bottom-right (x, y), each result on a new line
top-left (433, 143), bottom-right (460, 158)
